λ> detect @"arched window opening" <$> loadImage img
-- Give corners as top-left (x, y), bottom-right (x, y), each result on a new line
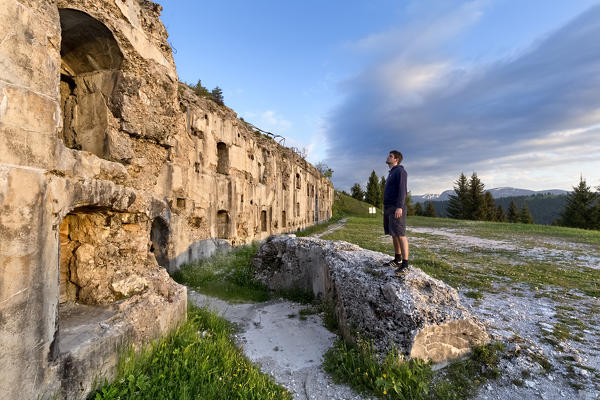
top-left (217, 210), bottom-right (230, 238)
top-left (295, 173), bottom-right (301, 189)
top-left (59, 9), bottom-right (123, 160)
top-left (217, 142), bottom-right (229, 174)
top-left (150, 217), bottom-right (169, 268)
top-left (261, 210), bottom-right (267, 232)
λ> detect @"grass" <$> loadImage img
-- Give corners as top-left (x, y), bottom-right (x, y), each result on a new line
top-left (90, 306), bottom-right (290, 400)
top-left (323, 337), bottom-right (505, 400)
top-left (296, 191), bottom-right (377, 238)
top-left (319, 211), bottom-right (600, 298)
top-left (172, 243), bottom-right (271, 303)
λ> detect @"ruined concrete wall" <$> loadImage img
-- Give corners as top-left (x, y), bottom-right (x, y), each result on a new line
top-left (168, 86), bottom-right (334, 269)
top-left (0, 0), bottom-right (332, 398)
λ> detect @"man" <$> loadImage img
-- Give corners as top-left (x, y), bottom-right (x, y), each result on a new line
top-left (383, 150), bottom-right (409, 273)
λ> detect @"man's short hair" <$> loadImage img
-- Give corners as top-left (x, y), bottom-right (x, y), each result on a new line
top-left (389, 150), bottom-right (403, 163)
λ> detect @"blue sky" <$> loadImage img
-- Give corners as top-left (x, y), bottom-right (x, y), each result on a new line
top-left (156, 0), bottom-right (600, 194)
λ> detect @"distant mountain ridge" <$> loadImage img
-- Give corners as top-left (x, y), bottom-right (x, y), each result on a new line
top-left (412, 187), bottom-right (568, 203)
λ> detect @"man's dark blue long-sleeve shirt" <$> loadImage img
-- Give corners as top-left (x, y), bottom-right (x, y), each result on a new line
top-left (383, 165), bottom-right (407, 209)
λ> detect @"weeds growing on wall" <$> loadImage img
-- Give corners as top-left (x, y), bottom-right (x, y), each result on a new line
top-left (90, 306), bottom-right (290, 400)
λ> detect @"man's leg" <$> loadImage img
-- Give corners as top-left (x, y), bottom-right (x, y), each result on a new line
top-left (398, 236), bottom-right (409, 262)
top-left (392, 235), bottom-right (402, 256)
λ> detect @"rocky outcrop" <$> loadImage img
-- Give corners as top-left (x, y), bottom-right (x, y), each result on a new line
top-left (253, 235), bottom-right (490, 364)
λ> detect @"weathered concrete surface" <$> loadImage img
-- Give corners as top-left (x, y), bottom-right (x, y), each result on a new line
top-left (0, 0), bottom-right (333, 398)
top-left (253, 235), bottom-right (490, 364)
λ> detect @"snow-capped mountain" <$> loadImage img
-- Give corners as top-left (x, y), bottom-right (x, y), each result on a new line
top-left (411, 187), bottom-right (568, 203)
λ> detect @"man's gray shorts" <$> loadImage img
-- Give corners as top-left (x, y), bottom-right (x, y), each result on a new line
top-left (383, 205), bottom-right (406, 236)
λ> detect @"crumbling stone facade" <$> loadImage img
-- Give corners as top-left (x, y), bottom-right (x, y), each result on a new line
top-left (0, 0), bottom-right (333, 399)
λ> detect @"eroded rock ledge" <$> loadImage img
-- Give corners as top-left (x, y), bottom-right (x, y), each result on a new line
top-left (253, 235), bottom-right (490, 364)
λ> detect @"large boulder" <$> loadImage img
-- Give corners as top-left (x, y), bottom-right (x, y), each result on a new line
top-left (253, 235), bottom-right (489, 364)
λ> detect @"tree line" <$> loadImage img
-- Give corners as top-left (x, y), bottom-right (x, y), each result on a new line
top-left (349, 171), bottom-right (437, 217)
top-left (348, 170), bottom-right (600, 230)
top-left (445, 173), bottom-right (533, 223)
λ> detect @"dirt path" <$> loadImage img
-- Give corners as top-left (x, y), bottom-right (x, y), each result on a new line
top-left (310, 218), bottom-right (348, 238)
top-left (188, 290), bottom-right (372, 400)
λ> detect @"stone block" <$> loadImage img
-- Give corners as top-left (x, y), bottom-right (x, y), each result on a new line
top-left (253, 235), bottom-right (490, 364)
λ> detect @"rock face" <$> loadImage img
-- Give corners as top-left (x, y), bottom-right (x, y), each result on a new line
top-left (0, 0), bottom-right (332, 399)
top-left (253, 236), bottom-right (490, 364)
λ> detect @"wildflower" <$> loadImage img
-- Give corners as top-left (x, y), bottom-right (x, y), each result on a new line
top-left (383, 373), bottom-right (387, 378)
top-left (383, 390), bottom-right (387, 395)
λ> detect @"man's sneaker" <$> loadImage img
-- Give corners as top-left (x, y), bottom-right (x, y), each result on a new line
top-left (395, 263), bottom-right (409, 274)
top-left (384, 259), bottom-right (401, 268)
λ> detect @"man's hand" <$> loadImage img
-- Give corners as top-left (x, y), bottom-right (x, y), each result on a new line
top-left (394, 208), bottom-right (403, 218)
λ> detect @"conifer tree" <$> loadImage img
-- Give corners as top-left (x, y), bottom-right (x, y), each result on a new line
top-left (350, 183), bottom-right (364, 201)
top-left (406, 193), bottom-right (416, 216)
top-left (365, 170), bottom-right (381, 207)
top-left (519, 203), bottom-right (534, 224)
top-left (379, 176), bottom-right (386, 209)
top-left (559, 177), bottom-right (598, 229)
top-left (495, 205), bottom-right (506, 222)
top-left (593, 185), bottom-right (600, 229)
top-left (424, 201), bottom-right (437, 217)
top-left (447, 173), bottom-right (469, 219)
top-left (414, 202), bottom-right (423, 216)
top-left (483, 191), bottom-right (496, 221)
top-left (468, 172), bottom-right (486, 220)
top-left (507, 200), bottom-right (519, 223)
top-left (210, 86), bottom-right (224, 105)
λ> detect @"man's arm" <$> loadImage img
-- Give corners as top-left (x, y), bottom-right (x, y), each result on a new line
top-left (394, 167), bottom-right (407, 218)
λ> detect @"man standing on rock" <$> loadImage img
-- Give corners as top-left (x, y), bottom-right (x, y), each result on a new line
top-left (383, 150), bottom-right (409, 272)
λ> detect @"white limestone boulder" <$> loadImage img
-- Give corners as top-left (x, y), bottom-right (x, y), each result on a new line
top-left (253, 235), bottom-right (490, 364)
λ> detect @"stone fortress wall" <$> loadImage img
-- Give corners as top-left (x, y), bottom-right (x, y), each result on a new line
top-left (0, 0), bottom-right (333, 398)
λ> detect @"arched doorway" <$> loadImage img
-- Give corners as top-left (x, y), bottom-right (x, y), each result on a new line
top-left (59, 9), bottom-right (123, 159)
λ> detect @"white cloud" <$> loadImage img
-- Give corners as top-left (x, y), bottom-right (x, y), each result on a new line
top-left (326, 4), bottom-right (600, 194)
top-left (242, 110), bottom-right (291, 133)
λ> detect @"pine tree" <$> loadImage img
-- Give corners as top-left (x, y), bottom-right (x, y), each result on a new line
top-left (424, 201), bottom-right (437, 217)
top-left (406, 193), bottom-right (416, 216)
top-left (447, 173), bottom-right (469, 219)
top-left (495, 205), bottom-right (506, 222)
top-left (415, 202), bottom-right (423, 216)
top-left (593, 185), bottom-right (600, 229)
top-left (468, 172), bottom-right (486, 220)
top-left (519, 203), bottom-right (534, 224)
top-left (350, 183), bottom-right (364, 201)
top-left (507, 200), bottom-right (519, 223)
top-left (483, 191), bottom-right (496, 221)
top-left (365, 170), bottom-right (381, 207)
top-left (211, 86), bottom-right (224, 105)
top-left (559, 177), bottom-right (598, 229)
top-left (379, 176), bottom-right (386, 209)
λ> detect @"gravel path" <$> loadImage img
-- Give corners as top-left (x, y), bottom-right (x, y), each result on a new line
top-left (188, 290), bottom-right (372, 400)
top-left (310, 218), bottom-right (348, 239)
